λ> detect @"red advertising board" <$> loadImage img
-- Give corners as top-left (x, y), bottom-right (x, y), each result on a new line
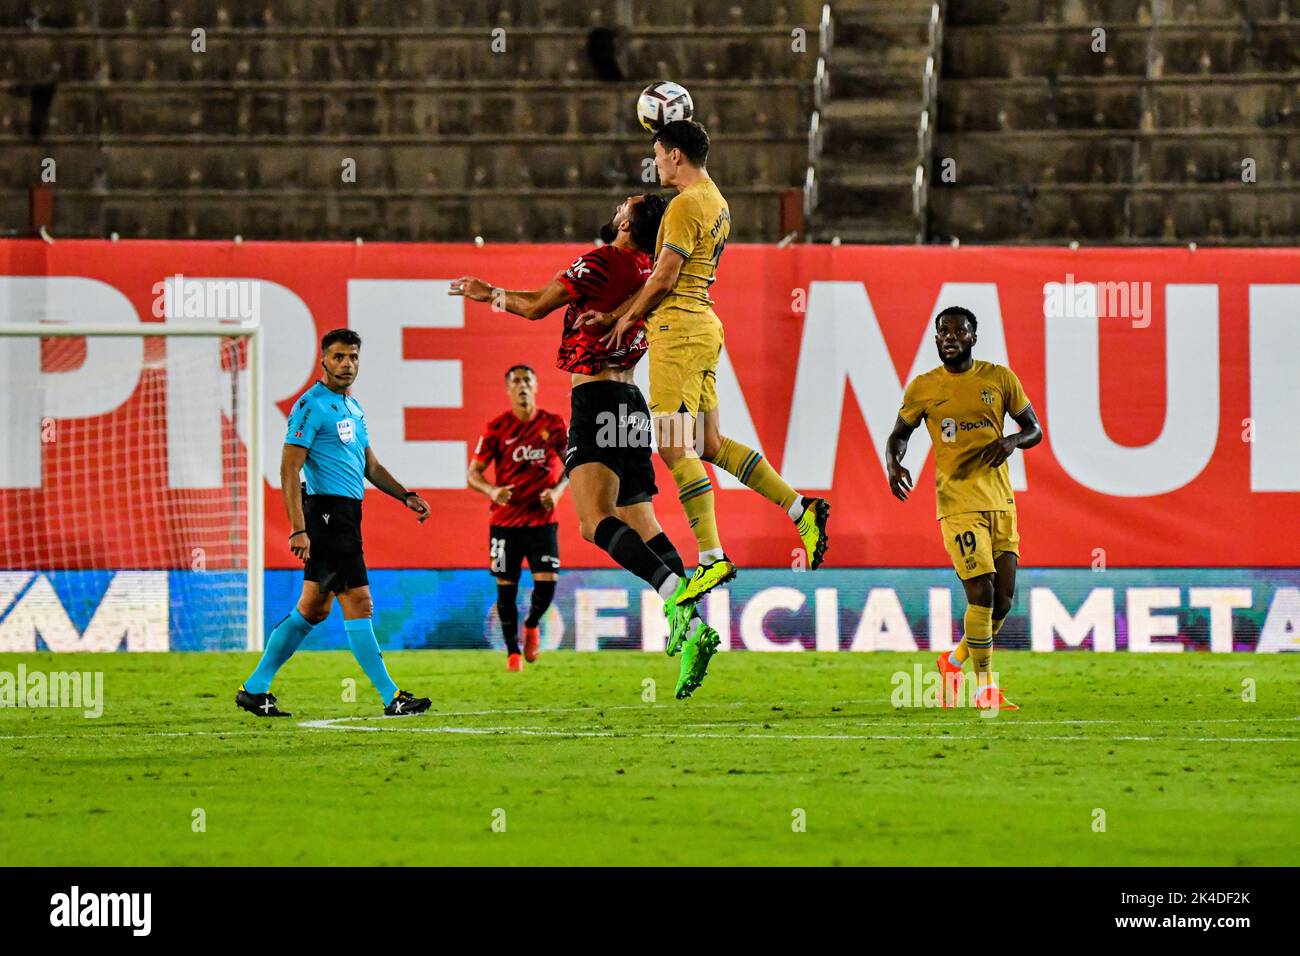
top-left (2, 240), bottom-right (1297, 570)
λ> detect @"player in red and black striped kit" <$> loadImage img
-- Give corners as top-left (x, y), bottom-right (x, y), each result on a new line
top-left (450, 194), bottom-right (729, 700)
top-left (467, 365), bottom-right (568, 671)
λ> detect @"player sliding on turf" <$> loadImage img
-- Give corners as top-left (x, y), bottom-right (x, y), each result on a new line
top-left (886, 306), bottom-right (1042, 711)
top-left (467, 365), bottom-right (568, 671)
top-left (449, 193), bottom-right (724, 698)
top-left (237, 328), bottom-right (433, 718)
top-left (582, 120), bottom-right (831, 613)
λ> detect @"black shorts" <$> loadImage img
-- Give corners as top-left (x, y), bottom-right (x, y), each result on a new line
top-left (302, 492), bottom-right (369, 594)
top-left (564, 380), bottom-right (658, 507)
top-left (489, 523), bottom-right (560, 580)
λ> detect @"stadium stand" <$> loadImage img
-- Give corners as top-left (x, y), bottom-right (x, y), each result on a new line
top-left (0, 0), bottom-right (822, 241)
top-left (1, 1), bottom-right (1294, 243)
top-left (929, 0), bottom-right (1300, 243)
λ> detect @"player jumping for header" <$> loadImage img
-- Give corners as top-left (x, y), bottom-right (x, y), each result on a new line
top-left (581, 120), bottom-right (831, 620)
top-left (237, 328), bottom-right (433, 718)
top-left (450, 193), bottom-right (724, 698)
top-left (886, 306), bottom-right (1042, 711)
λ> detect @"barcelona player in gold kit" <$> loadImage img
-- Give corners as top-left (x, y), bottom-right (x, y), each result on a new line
top-left (582, 120), bottom-right (831, 632)
top-left (886, 307), bottom-right (1042, 711)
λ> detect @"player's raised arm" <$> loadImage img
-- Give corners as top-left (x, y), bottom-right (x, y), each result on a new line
top-left (363, 446), bottom-right (430, 522)
top-left (886, 415), bottom-right (918, 502)
top-left (448, 276), bottom-right (572, 320)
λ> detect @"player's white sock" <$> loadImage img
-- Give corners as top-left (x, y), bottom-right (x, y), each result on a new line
top-left (698, 547), bottom-right (726, 566)
top-left (657, 573), bottom-right (681, 602)
top-left (787, 496), bottom-right (806, 522)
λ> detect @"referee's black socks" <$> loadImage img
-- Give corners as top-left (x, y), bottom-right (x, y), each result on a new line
top-left (496, 581), bottom-right (520, 655)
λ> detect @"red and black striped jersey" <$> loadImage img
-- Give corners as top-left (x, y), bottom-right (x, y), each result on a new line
top-left (554, 244), bottom-right (653, 374)
top-left (472, 408), bottom-right (568, 527)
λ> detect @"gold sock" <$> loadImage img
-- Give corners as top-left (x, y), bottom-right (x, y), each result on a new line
top-left (964, 604), bottom-right (994, 687)
top-left (670, 456), bottom-right (723, 557)
top-left (708, 436), bottom-right (799, 513)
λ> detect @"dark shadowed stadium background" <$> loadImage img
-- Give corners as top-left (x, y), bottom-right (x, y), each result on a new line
top-left (0, 1), bottom-right (1297, 656)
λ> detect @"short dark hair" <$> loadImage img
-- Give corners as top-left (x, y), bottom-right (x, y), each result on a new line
top-left (629, 193), bottom-right (669, 253)
top-left (505, 364), bottom-right (535, 380)
top-left (934, 306), bottom-right (977, 333)
top-left (653, 120), bottom-right (710, 167)
top-left (321, 328), bottom-right (361, 352)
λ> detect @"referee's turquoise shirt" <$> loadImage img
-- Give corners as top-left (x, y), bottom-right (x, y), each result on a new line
top-left (285, 381), bottom-right (370, 500)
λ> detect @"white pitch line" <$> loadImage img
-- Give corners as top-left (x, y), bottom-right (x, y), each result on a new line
top-left (296, 716), bottom-right (1299, 744)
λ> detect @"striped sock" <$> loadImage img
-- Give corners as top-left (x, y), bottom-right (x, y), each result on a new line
top-left (670, 456), bottom-right (723, 561)
top-left (707, 436), bottom-right (799, 515)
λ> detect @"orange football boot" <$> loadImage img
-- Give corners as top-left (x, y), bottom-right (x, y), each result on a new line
top-left (975, 685), bottom-right (1019, 711)
top-left (523, 625), bottom-right (541, 663)
top-left (506, 653), bottom-right (523, 672)
top-left (936, 652), bottom-right (964, 708)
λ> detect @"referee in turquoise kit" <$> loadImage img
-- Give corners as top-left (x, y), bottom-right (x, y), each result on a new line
top-left (238, 328), bottom-right (433, 718)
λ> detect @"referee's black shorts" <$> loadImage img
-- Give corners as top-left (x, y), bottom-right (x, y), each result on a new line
top-left (302, 491), bottom-right (368, 594)
top-left (564, 380), bottom-right (657, 507)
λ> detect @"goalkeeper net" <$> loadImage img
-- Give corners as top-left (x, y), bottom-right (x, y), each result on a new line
top-left (0, 318), bottom-right (263, 652)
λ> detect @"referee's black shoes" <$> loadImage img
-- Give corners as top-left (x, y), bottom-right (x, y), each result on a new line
top-left (384, 689), bottom-right (432, 716)
top-left (235, 686), bottom-right (292, 717)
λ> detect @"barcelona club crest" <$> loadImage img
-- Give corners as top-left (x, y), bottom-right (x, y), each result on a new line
top-left (980, 389), bottom-right (995, 405)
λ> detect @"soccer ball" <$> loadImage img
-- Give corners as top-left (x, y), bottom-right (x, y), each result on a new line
top-left (637, 80), bottom-right (694, 133)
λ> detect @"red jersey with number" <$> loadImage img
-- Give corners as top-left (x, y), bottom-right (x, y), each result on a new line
top-left (554, 244), bottom-right (653, 374)
top-left (472, 408), bottom-right (568, 527)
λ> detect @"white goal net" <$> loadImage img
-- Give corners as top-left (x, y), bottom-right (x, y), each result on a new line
top-left (0, 320), bottom-right (263, 652)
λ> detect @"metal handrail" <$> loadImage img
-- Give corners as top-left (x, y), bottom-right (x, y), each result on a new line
top-left (914, 1), bottom-right (945, 244)
top-left (803, 3), bottom-right (833, 234)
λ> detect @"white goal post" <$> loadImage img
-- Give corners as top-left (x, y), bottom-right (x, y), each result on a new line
top-left (0, 320), bottom-right (264, 652)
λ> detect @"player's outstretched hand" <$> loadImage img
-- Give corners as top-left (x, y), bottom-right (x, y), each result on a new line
top-left (491, 484), bottom-right (514, 506)
top-left (539, 487), bottom-right (561, 510)
top-left (290, 532), bottom-right (311, 563)
top-left (405, 493), bottom-right (431, 523)
top-left (887, 463), bottom-right (913, 502)
top-left (979, 436), bottom-right (1019, 468)
top-left (448, 277), bottom-right (493, 302)
top-left (580, 309), bottom-right (614, 329)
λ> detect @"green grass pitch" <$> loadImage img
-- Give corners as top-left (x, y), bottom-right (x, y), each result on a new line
top-left (1, 651), bottom-right (1297, 866)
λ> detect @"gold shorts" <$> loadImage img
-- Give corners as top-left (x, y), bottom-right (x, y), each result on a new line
top-left (939, 510), bottom-right (1020, 580)
top-left (646, 308), bottom-right (723, 417)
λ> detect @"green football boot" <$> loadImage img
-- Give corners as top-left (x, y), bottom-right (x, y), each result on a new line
top-left (675, 621), bottom-right (722, 700)
top-left (664, 577), bottom-right (696, 657)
